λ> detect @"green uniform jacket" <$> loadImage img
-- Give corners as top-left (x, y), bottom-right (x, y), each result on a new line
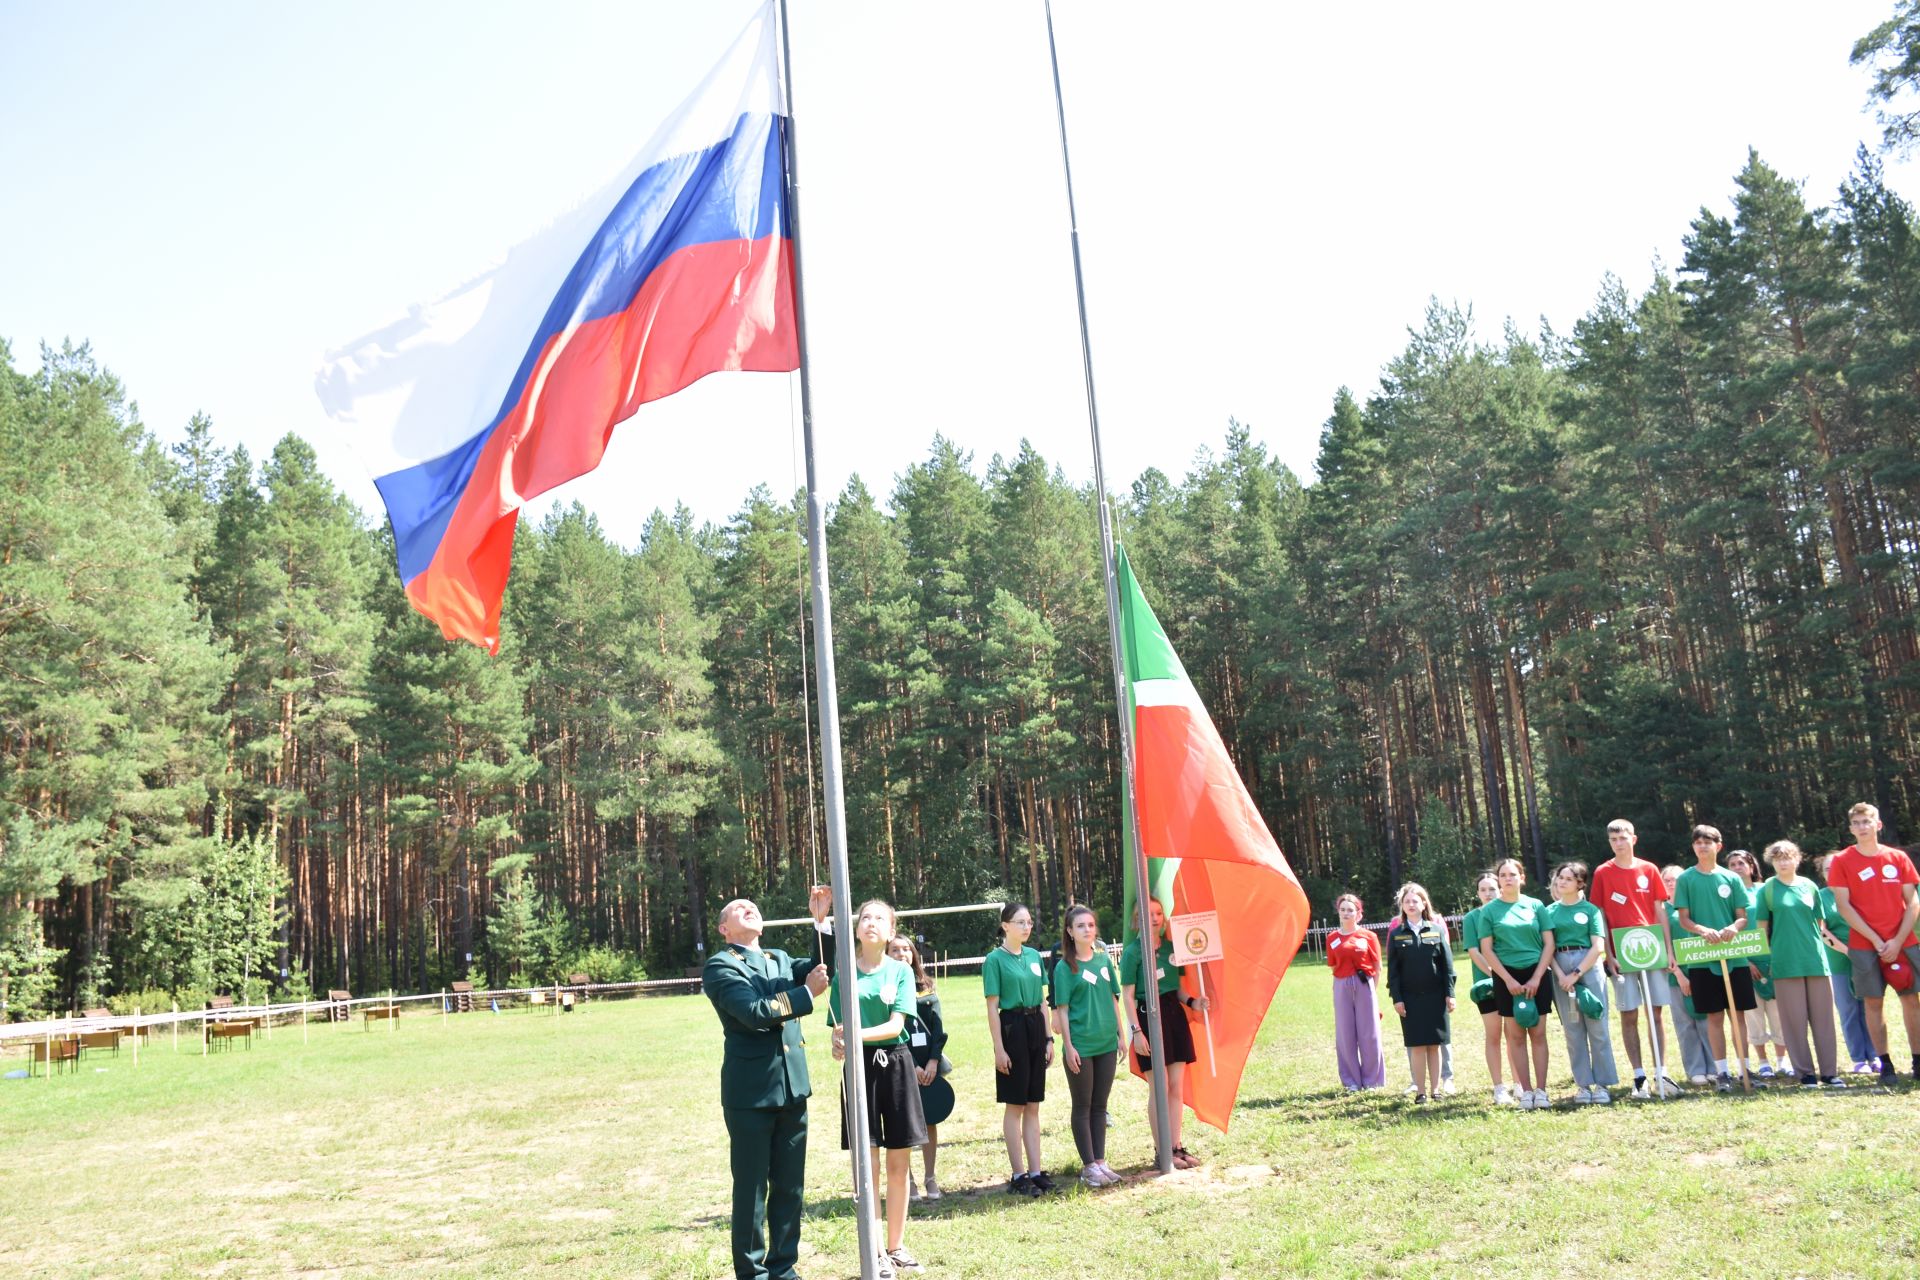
top-left (704, 944), bottom-right (822, 1109)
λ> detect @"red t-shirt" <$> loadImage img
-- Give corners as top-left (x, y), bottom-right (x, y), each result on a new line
top-left (1327, 928), bottom-right (1380, 979)
top-left (1590, 859), bottom-right (1670, 930)
top-left (1829, 844), bottom-right (1920, 950)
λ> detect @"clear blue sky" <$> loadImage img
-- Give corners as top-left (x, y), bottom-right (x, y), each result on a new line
top-left (2, 1), bottom-right (1912, 545)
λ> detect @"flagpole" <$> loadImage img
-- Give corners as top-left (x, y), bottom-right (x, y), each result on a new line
top-left (1043, 0), bottom-right (1174, 1177)
top-left (775, 1), bottom-right (881, 1274)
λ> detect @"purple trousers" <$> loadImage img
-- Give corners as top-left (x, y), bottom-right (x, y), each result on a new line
top-left (1333, 973), bottom-right (1385, 1088)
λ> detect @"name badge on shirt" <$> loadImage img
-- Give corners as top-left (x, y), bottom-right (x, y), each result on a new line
top-left (1860, 868), bottom-right (1876, 882)
top-left (1156, 967), bottom-right (1166, 980)
top-left (911, 1031), bottom-right (927, 1046)
top-left (1610, 892), bottom-right (1628, 905)
top-left (1029, 961), bottom-right (1044, 977)
top-left (1082, 968), bottom-right (1101, 986)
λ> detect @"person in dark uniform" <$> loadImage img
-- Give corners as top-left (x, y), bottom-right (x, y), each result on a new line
top-left (704, 890), bottom-right (832, 1280)
top-left (1386, 881), bottom-right (1455, 1103)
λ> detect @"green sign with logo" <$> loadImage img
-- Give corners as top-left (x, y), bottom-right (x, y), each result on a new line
top-left (1611, 925), bottom-right (1668, 973)
top-left (1671, 931), bottom-right (1771, 967)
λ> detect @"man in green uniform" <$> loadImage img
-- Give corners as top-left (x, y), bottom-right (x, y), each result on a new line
top-left (705, 893), bottom-right (833, 1280)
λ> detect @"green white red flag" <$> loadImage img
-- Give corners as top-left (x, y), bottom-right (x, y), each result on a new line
top-left (1118, 546), bottom-right (1310, 1132)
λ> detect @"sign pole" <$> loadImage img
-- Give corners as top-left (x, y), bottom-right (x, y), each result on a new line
top-left (1644, 972), bottom-right (1668, 1099)
top-left (1193, 965), bottom-right (1217, 1077)
top-left (1718, 958), bottom-right (1753, 1093)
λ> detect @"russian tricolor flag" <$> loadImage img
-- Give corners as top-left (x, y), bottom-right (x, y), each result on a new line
top-left (317, 5), bottom-right (795, 651)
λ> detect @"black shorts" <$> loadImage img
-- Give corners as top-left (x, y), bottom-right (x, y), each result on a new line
top-left (1685, 964), bottom-right (1756, 1015)
top-left (1490, 969), bottom-right (1545, 1021)
top-left (1474, 990), bottom-right (1502, 1017)
top-left (842, 1043), bottom-right (929, 1150)
top-left (996, 1006), bottom-right (1049, 1105)
top-left (1131, 989), bottom-right (1198, 1072)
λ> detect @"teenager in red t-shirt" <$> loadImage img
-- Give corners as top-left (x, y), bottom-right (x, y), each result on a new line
top-left (1327, 893), bottom-right (1385, 1090)
top-left (1828, 802), bottom-right (1920, 1085)
top-left (1589, 819), bottom-right (1683, 1097)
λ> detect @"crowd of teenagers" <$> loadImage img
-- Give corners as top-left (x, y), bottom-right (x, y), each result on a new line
top-left (1328, 803), bottom-right (1920, 1106)
top-left (715, 801), bottom-right (1914, 1280)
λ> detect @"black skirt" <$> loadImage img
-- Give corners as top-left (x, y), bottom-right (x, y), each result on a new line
top-left (1131, 989), bottom-right (1198, 1072)
top-left (996, 1005), bottom-right (1049, 1105)
top-left (841, 1043), bottom-right (929, 1150)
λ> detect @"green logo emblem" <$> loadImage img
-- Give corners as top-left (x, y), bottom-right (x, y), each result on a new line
top-left (1613, 926), bottom-right (1666, 972)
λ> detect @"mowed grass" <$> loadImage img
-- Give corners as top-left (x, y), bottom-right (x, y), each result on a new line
top-left (4, 963), bottom-right (1919, 1279)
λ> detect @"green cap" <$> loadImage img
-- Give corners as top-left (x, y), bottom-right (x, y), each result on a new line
top-left (1575, 984), bottom-right (1605, 1020)
top-left (1512, 993), bottom-right (1540, 1029)
top-left (1470, 977), bottom-right (1493, 1004)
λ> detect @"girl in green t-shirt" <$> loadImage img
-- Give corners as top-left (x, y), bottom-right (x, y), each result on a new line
top-left (1727, 849), bottom-right (1787, 1079)
top-left (1754, 840), bottom-right (1843, 1086)
top-left (1120, 896), bottom-right (1209, 1169)
top-left (1053, 904), bottom-right (1127, 1188)
top-left (1461, 872), bottom-right (1505, 1103)
top-left (982, 902), bottom-right (1054, 1196)
top-left (826, 899), bottom-right (926, 1274)
top-left (1474, 858), bottom-right (1556, 1109)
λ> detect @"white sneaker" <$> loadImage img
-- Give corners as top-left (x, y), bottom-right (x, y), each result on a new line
top-left (1572, 1086), bottom-right (1593, 1104)
top-left (1099, 1160), bottom-right (1123, 1185)
top-left (1403, 1082), bottom-right (1420, 1096)
top-left (1756, 1063), bottom-right (1775, 1079)
top-left (1516, 1089), bottom-right (1536, 1111)
top-left (1492, 1084), bottom-right (1515, 1105)
top-left (1592, 1086), bottom-right (1613, 1104)
top-left (1531, 1089), bottom-right (1550, 1109)
top-left (1656, 1076), bottom-right (1684, 1098)
top-left (1441, 1079), bottom-right (1458, 1096)
top-left (1630, 1081), bottom-right (1650, 1099)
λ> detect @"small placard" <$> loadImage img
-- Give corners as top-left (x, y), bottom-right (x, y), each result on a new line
top-left (1171, 911), bottom-right (1223, 965)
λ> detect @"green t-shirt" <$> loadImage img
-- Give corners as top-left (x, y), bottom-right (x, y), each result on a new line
top-left (1460, 906), bottom-right (1488, 980)
top-left (1674, 865), bottom-right (1750, 970)
top-left (981, 944), bottom-right (1047, 1010)
top-left (1753, 877), bottom-right (1829, 979)
top-left (1120, 935), bottom-right (1182, 998)
top-left (1664, 903), bottom-right (1702, 1019)
top-left (1480, 895), bottom-right (1547, 973)
top-left (1541, 898), bottom-right (1604, 950)
top-left (1051, 951), bottom-right (1121, 1056)
top-left (826, 956), bottom-right (915, 1046)
top-left (1819, 886), bottom-right (1851, 947)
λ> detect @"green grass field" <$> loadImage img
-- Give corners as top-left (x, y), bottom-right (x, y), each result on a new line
top-left (4, 963), bottom-right (1918, 1279)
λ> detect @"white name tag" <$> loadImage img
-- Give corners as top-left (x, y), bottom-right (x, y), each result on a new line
top-left (1082, 968), bottom-right (1101, 986)
top-left (1156, 967), bottom-right (1166, 980)
top-left (910, 1031), bottom-right (927, 1046)
top-left (1860, 868), bottom-right (1876, 882)
top-left (1610, 892), bottom-right (1628, 905)
top-left (1029, 961), bottom-right (1043, 976)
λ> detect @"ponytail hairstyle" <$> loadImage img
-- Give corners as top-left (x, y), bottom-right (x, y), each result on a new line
top-left (997, 901), bottom-right (1032, 950)
top-left (1061, 903), bottom-right (1097, 974)
top-left (1335, 892), bottom-right (1364, 918)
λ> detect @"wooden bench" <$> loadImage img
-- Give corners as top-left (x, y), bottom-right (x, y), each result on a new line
top-left (77, 1030), bottom-right (122, 1057)
top-left (363, 1005), bottom-right (399, 1029)
top-left (205, 1022), bottom-right (253, 1051)
top-left (28, 1037), bottom-right (80, 1075)
top-left (328, 990), bottom-right (353, 1023)
top-left (450, 981), bottom-right (474, 1013)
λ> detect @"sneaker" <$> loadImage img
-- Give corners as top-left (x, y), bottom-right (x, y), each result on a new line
top-left (1880, 1067), bottom-right (1899, 1090)
top-left (886, 1247), bottom-right (922, 1273)
top-left (1572, 1086), bottom-right (1593, 1105)
top-left (1656, 1076), bottom-right (1684, 1098)
top-left (1531, 1089), bottom-right (1550, 1109)
top-left (1716, 1073), bottom-right (1733, 1093)
top-left (1080, 1167), bottom-right (1105, 1188)
top-left (1171, 1146), bottom-right (1199, 1169)
top-left (1824, 1075), bottom-right (1848, 1089)
top-left (922, 1175), bottom-right (942, 1201)
top-left (1441, 1079), bottom-right (1458, 1096)
top-left (1689, 1074), bottom-right (1711, 1086)
top-left (1491, 1084), bottom-right (1512, 1105)
top-left (1029, 1170), bottom-right (1056, 1194)
top-left (1404, 1082), bottom-right (1420, 1096)
top-left (1516, 1089), bottom-right (1537, 1111)
top-left (875, 1252), bottom-right (897, 1280)
top-left (1008, 1173), bottom-right (1034, 1197)
top-left (1757, 1062), bottom-right (1775, 1079)
top-left (1852, 1059), bottom-right (1875, 1074)
top-left (1101, 1160), bottom-right (1125, 1184)
top-left (1592, 1086), bottom-right (1613, 1105)
top-left (1799, 1074), bottom-right (1820, 1089)
top-left (1630, 1082), bottom-right (1650, 1100)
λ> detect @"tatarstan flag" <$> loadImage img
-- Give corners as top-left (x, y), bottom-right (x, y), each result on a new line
top-left (1118, 546), bottom-right (1310, 1132)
